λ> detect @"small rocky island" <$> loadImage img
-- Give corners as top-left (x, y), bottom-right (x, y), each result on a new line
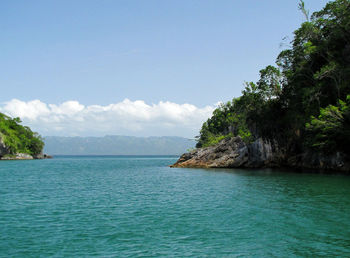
top-left (0, 113), bottom-right (50, 160)
top-left (173, 1), bottom-right (350, 173)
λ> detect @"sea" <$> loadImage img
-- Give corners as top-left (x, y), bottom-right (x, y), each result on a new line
top-left (1, 155), bottom-right (349, 257)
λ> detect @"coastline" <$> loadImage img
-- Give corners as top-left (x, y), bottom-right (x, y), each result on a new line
top-left (171, 136), bottom-right (350, 173)
top-left (0, 153), bottom-right (53, 160)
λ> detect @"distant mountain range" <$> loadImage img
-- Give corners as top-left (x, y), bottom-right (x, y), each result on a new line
top-left (43, 135), bottom-right (195, 155)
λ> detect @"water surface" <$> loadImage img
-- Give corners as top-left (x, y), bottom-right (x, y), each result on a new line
top-left (1, 156), bottom-right (349, 257)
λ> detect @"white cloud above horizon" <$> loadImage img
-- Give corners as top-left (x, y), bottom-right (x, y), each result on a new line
top-left (0, 99), bottom-right (215, 138)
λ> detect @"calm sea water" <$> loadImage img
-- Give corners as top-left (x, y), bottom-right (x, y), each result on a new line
top-left (0, 156), bottom-right (350, 257)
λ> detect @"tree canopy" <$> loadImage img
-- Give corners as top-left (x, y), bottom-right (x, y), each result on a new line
top-left (0, 112), bottom-right (44, 156)
top-left (196, 0), bottom-right (350, 156)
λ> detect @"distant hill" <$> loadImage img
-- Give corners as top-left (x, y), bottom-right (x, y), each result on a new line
top-left (43, 135), bottom-right (195, 155)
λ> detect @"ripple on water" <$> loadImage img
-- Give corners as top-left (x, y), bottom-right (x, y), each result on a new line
top-left (0, 156), bottom-right (350, 257)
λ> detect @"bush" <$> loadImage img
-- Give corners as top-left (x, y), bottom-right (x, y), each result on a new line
top-left (0, 113), bottom-right (44, 156)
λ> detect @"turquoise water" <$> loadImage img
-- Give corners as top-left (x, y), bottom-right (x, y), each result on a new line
top-left (1, 156), bottom-right (350, 257)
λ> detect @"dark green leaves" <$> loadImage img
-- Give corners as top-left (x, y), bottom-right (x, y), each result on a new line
top-left (196, 0), bottom-right (350, 157)
top-left (306, 96), bottom-right (350, 153)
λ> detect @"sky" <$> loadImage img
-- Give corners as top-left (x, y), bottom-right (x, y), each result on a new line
top-left (0, 0), bottom-right (329, 137)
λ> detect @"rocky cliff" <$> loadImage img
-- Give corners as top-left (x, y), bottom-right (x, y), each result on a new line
top-left (0, 135), bottom-right (51, 160)
top-left (171, 136), bottom-right (350, 172)
top-left (0, 136), bottom-right (9, 157)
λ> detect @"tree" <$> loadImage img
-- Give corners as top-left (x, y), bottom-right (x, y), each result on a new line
top-left (306, 95), bottom-right (350, 153)
top-left (257, 65), bottom-right (283, 100)
top-left (195, 0), bottom-right (350, 158)
top-left (0, 112), bottom-right (44, 156)
top-left (298, 0), bottom-right (310, 21)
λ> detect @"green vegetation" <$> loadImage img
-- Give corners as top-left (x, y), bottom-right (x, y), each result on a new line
top-left (306, 96), bottom-right (350, 154)
top-left (197, 0), bottom-right (350, 156)
top-left (0, 112), bottom-right (44, 156)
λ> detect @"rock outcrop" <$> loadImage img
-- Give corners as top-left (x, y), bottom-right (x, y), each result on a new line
top-left (171, 137), bottom-right (282, 168)
top-left (171, 136), bottom-right (350, 172)
top-left (1, 153), bottom-right (34, 160)
top-left (286, 151), bottom-right (349, 172)
top-left (0, 135), bottom-right (52, 160)
top-left (0, 153), bottom-right (52, 160)
top-left (33, 153), bottom-right (53, 159)
top-left (0, 136), bottom-right (9, 157)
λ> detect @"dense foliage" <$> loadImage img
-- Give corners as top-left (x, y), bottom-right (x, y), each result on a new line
top-left (196, 0), bottom-right (350, 156)
top-left (306, 96), bottom-right (350, 153)
top-left (0, 112), bottom-right (44, 156)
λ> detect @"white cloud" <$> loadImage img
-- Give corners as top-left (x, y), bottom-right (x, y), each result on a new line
top-left (0, 99), bottom-right (215, 137)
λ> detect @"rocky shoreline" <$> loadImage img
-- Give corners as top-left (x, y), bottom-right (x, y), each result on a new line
top-left (0, 138), bottom-right (52, 160)
top-left (0, 153), bottom-right (53, 160)
top-left (171, 136), bottom-right (350, 172)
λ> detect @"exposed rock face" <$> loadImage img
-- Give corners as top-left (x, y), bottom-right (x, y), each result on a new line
top-left (33, 153), bottom-right (53, 159)
top-left (0, 136), bottom-right (9, 157)
top-left (171, 137), bottom-right (282, 168)
top-left (1, 153), bottom-right (33, 160)
top-left (287, 151), bottom-right (349, 172)
top-left (0, 135), bottom-right (52, 160)
top-left (171, 136), bottom-right (350, 172)
top-left (0, 153), bottom-right (53, 160)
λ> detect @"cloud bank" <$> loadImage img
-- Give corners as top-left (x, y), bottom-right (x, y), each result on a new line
top-left (0, 99), bottom-right (215, 137)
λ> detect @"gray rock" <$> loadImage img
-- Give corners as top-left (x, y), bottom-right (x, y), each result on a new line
top-left (33, 153), bottom-right (53, 159)
top-left (171, 136), bottom-right (349, 172)
top-left (171, 137), bottom-right (271, 168)
top-left (0, 135), bottom-right (9, 157)
top-left (288, 151), bottom-right (349, 172)
top-left (1, 153), bottom-right (33, 160)
top-left (0, 135), bottom-right (51, 160)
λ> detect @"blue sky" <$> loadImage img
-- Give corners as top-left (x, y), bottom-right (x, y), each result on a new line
top-left (0, 0), bottom-right (330, 137)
